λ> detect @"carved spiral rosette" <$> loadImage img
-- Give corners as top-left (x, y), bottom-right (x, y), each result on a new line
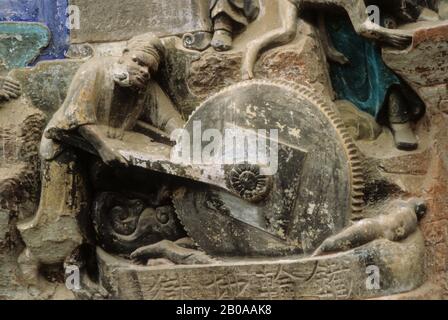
top-left (227, 164), bottom-right (272, 202)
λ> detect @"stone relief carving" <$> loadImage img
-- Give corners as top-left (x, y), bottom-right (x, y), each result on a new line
top-left (209, 0), bottom-right (260, 51)
top-left (0, 0), bottom-right (447, 300)
top-left (0, 77), bottom-right (21, 102)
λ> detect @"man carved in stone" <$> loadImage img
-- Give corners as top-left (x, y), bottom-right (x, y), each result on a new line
top-left (17, 33), bottom-right (185, 282)
top-left (240, 0), bottom-right (431, 150)
top-left (210, 0), bottom-right (260, 51)
top-left (322, 1), bottom-right (438, 150)
top-left (241, 0), bottom-right (415, 80)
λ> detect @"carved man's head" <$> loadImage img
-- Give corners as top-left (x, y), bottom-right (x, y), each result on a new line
top-left (115, 33), bottom-right (165, 90)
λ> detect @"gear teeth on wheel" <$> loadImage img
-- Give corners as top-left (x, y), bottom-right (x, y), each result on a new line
top-left (171, 188), bottom-right (208, 255)
top-left (268, 80), bottom-right (365, 215)
top-left (176, 80), bottom-right (366, 234)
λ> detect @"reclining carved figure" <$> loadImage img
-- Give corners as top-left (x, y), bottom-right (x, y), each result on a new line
top-left (313, 198), bottom-right (427, 256)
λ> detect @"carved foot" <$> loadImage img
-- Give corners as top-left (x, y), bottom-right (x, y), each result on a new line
top-left (211, 30), bottom-right (233, 52)
top-left (391, 123), bottom-right (418, 151)
top-left (361, 21), bottom-right (413, 48)
top-left (327, 49), bottom-right (349, 65)
top-left (378, 29), bottom-right (413, 48)
top-left (130, 238), bottom-right (217, 266)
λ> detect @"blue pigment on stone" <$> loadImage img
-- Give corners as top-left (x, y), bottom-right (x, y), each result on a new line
top-left (0, 0), bottom-right (69, 63)
top-left (0, 22), bottom-right (50, 69)
top-left (327, 16), bottom-right (401, 118)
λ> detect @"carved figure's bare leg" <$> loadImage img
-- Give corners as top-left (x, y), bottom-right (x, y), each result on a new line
top-left (318, 13), bottom-right (349, 65)
top-left (313, 220), bottom-right (383, 256)
top-left (242, 0), bottom-right (298, 79)
top-left (335, 0), bottom-right (413, 48)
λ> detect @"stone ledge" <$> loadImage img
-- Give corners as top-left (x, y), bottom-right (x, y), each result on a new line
top-left (96, 232), bottom-right (425, 300)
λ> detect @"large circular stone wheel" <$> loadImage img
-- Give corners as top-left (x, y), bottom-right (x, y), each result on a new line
top-left (173, 80), bottom-right (364, 257)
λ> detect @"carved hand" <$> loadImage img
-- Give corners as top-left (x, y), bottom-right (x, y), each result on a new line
top-left (79, 125), bottom-right (128, 167)
top-left (0, 77), bottom-right (21, 102)
top-left (98, 144), bottom-right (129, 167)
top-left (130, 239), bottom-right (216, 266)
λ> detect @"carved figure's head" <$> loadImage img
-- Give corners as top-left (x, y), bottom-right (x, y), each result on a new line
top-left (92, 192), bottom-right (186, 255)
top-left (114, 33), bottom-right (165, 90)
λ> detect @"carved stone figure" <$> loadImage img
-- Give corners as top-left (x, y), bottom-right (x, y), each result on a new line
top-left (326, 1), bottom-right (440, 150)
top-left (209, 0), bottom-right (260, 51)
top-left (241, 0), bottom-right (416, 80)
top-left (324, 8), bottom-right (428, 150)
top-left (314, 198), bottom-right (427, 255)
top-left (17, 33), bottom-right (186, 278)
top-left (0, 0), bottom-right (447, 300)
top-left (241, 0), bottom-right (437, 151)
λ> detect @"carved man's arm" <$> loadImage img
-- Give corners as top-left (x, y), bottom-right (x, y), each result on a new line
top-left (317, 13), bottom-right (349, 65)
top-left (144, 83), bottom-right (186, 136)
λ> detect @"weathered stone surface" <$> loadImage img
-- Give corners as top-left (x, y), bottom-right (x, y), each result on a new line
top-left (0, 97), bottom-right (46, 220)
top-left (0, 22), bottom-right (50, 70)
top-left (0, 97), bottom-right (48, 300)
top-left (184, 19), bottom-right (334, 112)
top-left (69, 0), bottom-right (211, 44)
top-left (187, 51), bottom-right (242, 98)
top-left (10, 60), bottom-right (82, 118)
top-left (0, 211), bottom-right (8, 242)
top-left (366, 23), bottom-right (448, 298)
top-left (0, 1), bottom-right (447, 300)
top-left (336, 100), bottom-right (382, 141)
top-left (373, 282), bottom-right (444, 300)
top-left (382, 22), bottom-right (448, 183)
top-left (255, 22), bottom-right (334, 102)
top-left (383, 23), bottom-right (448, 88)
top-left (97, 231), bottom-right (425, 300)
top-left (440, 1), bottom-right (448, 20)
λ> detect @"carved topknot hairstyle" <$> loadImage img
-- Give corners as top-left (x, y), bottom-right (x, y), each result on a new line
top-left (124, 33), bottom-right (165, 72)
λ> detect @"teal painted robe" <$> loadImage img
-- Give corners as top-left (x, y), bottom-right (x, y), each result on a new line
top-left (326, 16), bottom-right (401, 118)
